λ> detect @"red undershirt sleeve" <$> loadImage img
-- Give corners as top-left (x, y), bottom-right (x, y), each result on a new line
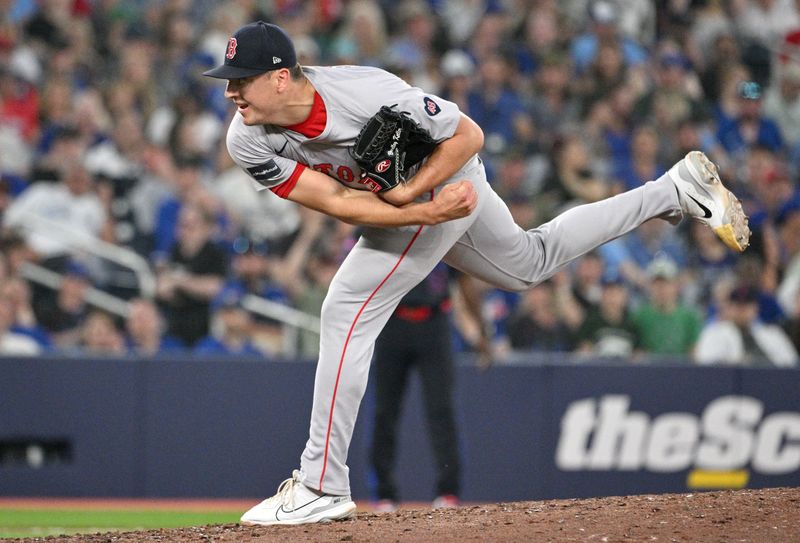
top-left (269, 163), bottom-right (306, 198)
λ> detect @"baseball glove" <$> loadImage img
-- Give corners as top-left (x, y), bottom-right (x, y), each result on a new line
top-left (350, 105), bottom-right (438, 192)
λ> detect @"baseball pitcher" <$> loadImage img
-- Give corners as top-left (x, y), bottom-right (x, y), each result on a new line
top-left (204, 21), bottom-right (750, 525)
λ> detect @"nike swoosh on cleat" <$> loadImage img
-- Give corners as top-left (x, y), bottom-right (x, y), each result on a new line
top-left (687, 194), bottom-right (712, 218)
top-left (276, 496), bottom-right (324, 519)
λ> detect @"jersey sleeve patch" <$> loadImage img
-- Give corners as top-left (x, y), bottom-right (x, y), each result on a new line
top-left (246, 159), bottom-right (282, 185)
top-left (423, 96), bottom-right (441, 116)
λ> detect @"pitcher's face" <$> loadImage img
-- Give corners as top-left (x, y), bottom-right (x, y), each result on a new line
top-left (225, 70), bottom-right (285, 125)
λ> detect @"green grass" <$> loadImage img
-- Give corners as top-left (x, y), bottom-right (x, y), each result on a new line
top-left (0, 509), bottom-right (241, 539)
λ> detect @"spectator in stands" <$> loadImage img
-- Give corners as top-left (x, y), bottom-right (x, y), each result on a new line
top-left (36, 80), bottom-right (80, 161)
top-left (0, 177), bottom-right (13, 224)
top-left (574, 277), bottom-right (640, 359)
top-left (539, 135), bottom-right (611, 218)
top-left (612, 124), bottom-right (666, 192)
top-left (125, 298), bottom-right (183, 357)
top-left (121, 144), bottom-right (180, 256)
top-left (0, 58), bottom-right (39, 144)
top-left (744, 149), bottom-right (795, 227)
top-left (763, 63), bottom-right (800, 162)
top-left (633, 50), bottom-right (707, 138)
top-left (23, 0), bottom-right (71, 52)
top-left (697, 30), bottom-right (741, 107)
top-left (384, 1), bottom-right (441, 92)
top-left (669, 118), bottom-right (724, 169)
top-left (155, 204), bottom-right (227, 348)
top-left (570, 251), bottom-right (605, 313)
top-left (0, 233), bottom-right (35, 277)
top-left (157, 206), bottom-right (227, 347)
top-left (599, 218), bottom-right (689, 291)
top-left (151, 11), bottom-right (209, 107)
top-left (0, 296), bottom-right (40, 356)
top-left (574, 42), bottom-right (629, 117)
top-left (685, 221), bottom-right (739, 312)
top-left (77, 309), bottom-right (126, 356)
top-left (3, 160), bottom-right (111, 265)
top-left (514, 4), bottom-right (564, 82)
top-left (734, 254), bottom-right (785, 325)
top-left (716, 80), bottom-right (784, 158)
top-left (35, 260), bottom-right (91, 349)
top-left (153, 155), bottom-right (228, 258)
top-left (222, 239), bottom-right (293, 356)
top-left (268, 209), bottom-right (337, 358)
top-left (198, 3), bottom-right (250, 68)
top-left (439, 0), bottom-right (489, 48)
top-left (590, 84), bottom-right (641, 172)
top-left (506, 277), bottom-right (580, 353)
top-left (331, 0), bottom-right (387, 67)
top-left (529, 53), bottom-right (579, 151)
top-left (114, 39), bottom-right (159, 120)
top-left (31, 124), bottom-right (86, 185)
top-left (160, 84), bottom-right (224, 161)
top-left (194, 289), bottom-right (262, 357)
top-left (83, 108), bottom-right (146, 195)
top-left (467, 52), bottom-right (535, 159)
top-left (570, 0), bottom-right (647, 75)
top-left (212, 149), bottom-right (301, 256)
top-left (0, 276), bottom-right (50, 350)
top-left (732, 0), bottom-right (800, 51)
top-left (695, 284), bottom-right (798, 367)
top-left (438, 49), bottom-right (475, 115)
top-left (631, 256), bottom-right (702, 358)
top-left (712, 63), bottom-right (753, 125)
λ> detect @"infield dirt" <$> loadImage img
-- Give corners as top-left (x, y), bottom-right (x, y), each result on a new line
top-left (8, 486), bottom-right (800, 543)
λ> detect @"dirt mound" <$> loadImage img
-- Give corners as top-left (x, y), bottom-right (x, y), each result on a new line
top-left (11, 487), bottom-right (799, 543)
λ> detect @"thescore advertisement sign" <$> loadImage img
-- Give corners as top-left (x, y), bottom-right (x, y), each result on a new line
top-left (556, 395), bottom-right (800, 488)
top-left (533, 364), bottom-right (800, 499)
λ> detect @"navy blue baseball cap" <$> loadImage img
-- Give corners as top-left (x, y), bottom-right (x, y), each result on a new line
top-left (203, 21), bottom-right (297, 79)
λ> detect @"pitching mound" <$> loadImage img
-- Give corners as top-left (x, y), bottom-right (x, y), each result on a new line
top-left (12, 487), bottom-right (799, 543)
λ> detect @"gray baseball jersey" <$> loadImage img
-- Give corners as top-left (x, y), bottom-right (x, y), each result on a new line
top-left (225, 65), bottom-right (684, 495)
top-left (227, 66), bottom-right (460, 198)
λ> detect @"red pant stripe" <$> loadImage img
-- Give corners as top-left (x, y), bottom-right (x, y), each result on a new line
top-left (318, 225), bottom-right (425, 491)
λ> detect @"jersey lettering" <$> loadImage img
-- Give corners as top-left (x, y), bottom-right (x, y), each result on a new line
top-left (313, 163), bottom-right (333, 175)
top-left (337, 166), bottom-right (355, 182)
top-left (312, 164), bottom-right (356, 184)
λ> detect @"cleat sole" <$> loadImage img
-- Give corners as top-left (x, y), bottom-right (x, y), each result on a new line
top-left (689, 152), bottom-right (751, 252)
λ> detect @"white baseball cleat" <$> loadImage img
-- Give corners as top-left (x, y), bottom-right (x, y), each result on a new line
top-left (668, 150), bottom-right (750, 252)
top-left (240, 470), bottom-right (356, 526)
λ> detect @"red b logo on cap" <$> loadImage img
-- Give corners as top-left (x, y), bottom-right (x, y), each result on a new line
top-left (226, 37), bottom-right (238, 60)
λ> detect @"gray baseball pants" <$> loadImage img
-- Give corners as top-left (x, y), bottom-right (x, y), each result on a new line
top-left (299, 156), bottom-right (683, 494)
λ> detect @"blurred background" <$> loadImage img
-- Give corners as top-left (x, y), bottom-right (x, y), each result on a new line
top-left (0, 0), bottom-right (799, 508)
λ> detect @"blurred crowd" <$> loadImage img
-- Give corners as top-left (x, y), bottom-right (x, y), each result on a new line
top-left (1, 0), bottom-right (800, 366)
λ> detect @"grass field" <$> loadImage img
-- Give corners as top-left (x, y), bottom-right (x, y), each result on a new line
top-left (0, 508), bottom-right (241, 539)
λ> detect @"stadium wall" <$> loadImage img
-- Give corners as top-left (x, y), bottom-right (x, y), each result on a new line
top-left (1, 356), bottom-right (798, 501)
